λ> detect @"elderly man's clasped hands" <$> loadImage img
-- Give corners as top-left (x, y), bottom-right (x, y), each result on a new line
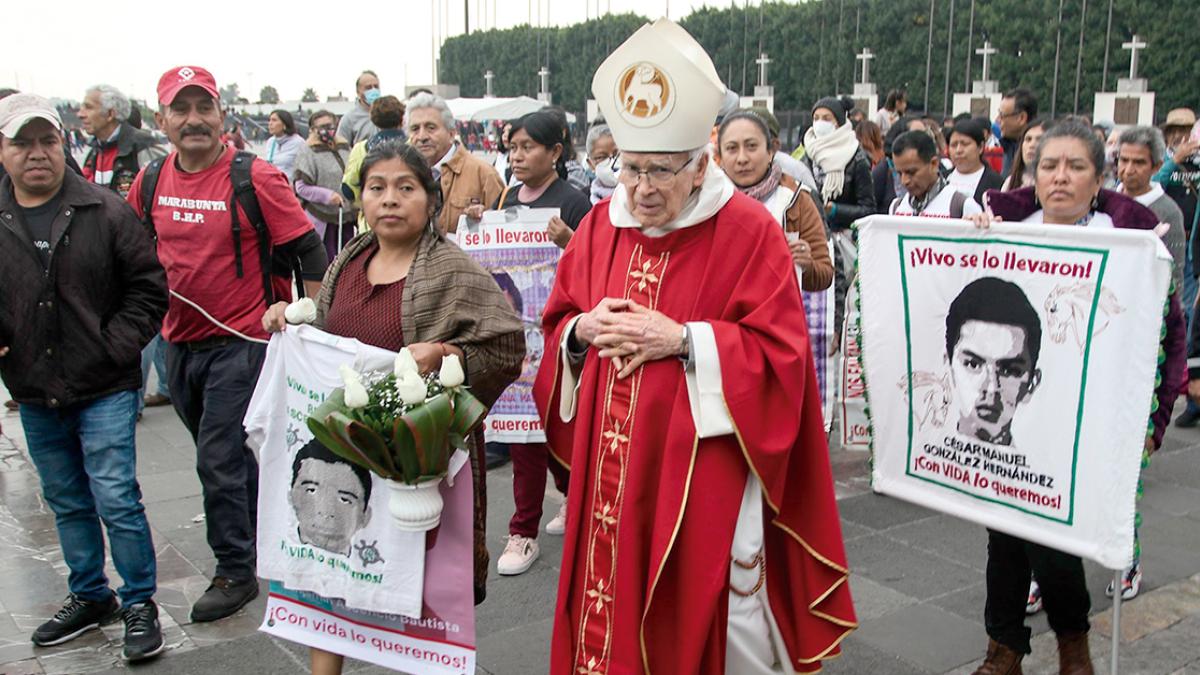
top-left (574, 298), bottom-right (687, 379)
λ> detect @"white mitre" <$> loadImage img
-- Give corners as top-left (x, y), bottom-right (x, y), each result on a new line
top-left (591, 18), bottom-right (725, 152)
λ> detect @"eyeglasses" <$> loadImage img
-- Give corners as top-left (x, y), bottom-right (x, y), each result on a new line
top-left (618, 157), bottom-right (694, 187)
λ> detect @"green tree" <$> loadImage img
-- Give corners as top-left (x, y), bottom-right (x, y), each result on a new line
top-left (259, 85), bottom-right (281, 105)
top-left (301, 88), bottom-right (319, 103)
top-left (219, 83), bottom-right (240, 106)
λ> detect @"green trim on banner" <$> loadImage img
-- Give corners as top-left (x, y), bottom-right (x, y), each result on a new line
top-left (895, 234), bottom-right (1109, 525)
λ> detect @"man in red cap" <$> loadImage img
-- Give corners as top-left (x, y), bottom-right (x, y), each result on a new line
top-left (127, 66), bottom-right (328, 622)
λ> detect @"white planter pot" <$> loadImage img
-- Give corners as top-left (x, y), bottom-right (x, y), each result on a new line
top-left (384, 478), bottom-right (444, 532)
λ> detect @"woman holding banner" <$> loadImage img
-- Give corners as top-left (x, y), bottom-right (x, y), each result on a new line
top-left (263, 141), bottom-right (524, 675)
top-left (490, 110), bottom-right (592, 577)
top-left (968, 120), bottom-right (1186, 675)
top-left (715, 110), bottom-right (833, 292)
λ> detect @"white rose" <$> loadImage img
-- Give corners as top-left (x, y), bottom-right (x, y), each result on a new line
top-left (394, 347), bottom-right (420, 378)
top-left (396, 372), bottom-right (428, 406)
top-left (438, 353), bottom-right (465, 388)
top-left (284, 297), bottom-right (317, 324)
top-left (338, 364), bottom-right (370, 408)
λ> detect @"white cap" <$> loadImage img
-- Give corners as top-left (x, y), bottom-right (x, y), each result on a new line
top-left (0, 93), bottom-right (63, 138)
top-left (591, 18), bottom-right (724, 153)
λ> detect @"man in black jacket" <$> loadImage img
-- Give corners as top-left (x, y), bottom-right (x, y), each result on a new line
top-left (0, 94), bottom-right (168, 662)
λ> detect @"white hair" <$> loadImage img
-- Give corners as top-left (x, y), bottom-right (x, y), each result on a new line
top-left (87, 84), bottom-right (131, 123)
top-left (585, 125), bottom-right (613, 155)
top-left (404, 92), bottom-right (456, 132)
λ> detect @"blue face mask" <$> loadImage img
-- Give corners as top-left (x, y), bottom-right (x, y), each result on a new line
top-left (364, 88), bottom-right (381, 105)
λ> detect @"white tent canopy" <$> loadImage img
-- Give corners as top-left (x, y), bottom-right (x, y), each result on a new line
top-left (444, 96), bottom-right (575, 123)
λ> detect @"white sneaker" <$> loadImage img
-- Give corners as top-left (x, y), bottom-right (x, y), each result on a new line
top-left (497, 535), bottom-right (539, 576)
top-left (1106, 563), bottom-right (1142, 600)
top-left (545, 500), bottom-right (567, 535)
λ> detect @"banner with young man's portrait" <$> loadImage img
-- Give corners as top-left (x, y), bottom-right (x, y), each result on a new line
top-left (857, 216), bottom-right (1172, 570)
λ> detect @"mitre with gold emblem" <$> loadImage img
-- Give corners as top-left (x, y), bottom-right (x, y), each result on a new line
top-left (592, 18), bottom-right (725, 153)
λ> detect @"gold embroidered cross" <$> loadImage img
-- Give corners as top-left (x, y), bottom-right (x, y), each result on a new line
top-left (594, 502), bottom-right (617, 529)
top-left (630, 259), bottom-right (660, 292)
top-left (587, 579), bottom-right (613, 613)
top-left (602, 426), bottom-right (628, 452)
top-left (578, 656), bottom-right (605, 675)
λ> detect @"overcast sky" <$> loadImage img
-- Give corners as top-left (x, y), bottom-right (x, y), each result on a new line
top-left (2, 0), bottom-right (740, 106)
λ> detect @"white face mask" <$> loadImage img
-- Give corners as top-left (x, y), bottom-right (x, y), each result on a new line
top-left (812, 120), bottom-right (837, 138)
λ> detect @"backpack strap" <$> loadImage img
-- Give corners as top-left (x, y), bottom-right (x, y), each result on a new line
top-left (139, 158), bottom-right (165, 236)
top-left (229, 151), bottom-right (279, 306)
top-left (949, 190), bottom-right (968, 219)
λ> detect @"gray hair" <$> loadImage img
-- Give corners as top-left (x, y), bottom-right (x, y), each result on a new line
top-left (1034, 119), bottom-right (1105, 179)
top-left (87, 84), bottom-right (131, 123)
top-left (404, 92), bottom-right (455, 132)
top-left (1117, 125), bottom-right (1166, 166)
top-left (585, 124), bottom-right (613, 155)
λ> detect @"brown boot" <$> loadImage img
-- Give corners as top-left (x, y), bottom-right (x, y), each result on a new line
top-left (972, 639), bottom-right (1024, 675)
top-left (1056, 631), bottom-right (1094, 675)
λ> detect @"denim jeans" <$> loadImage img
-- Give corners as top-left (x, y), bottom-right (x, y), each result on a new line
top-left (138, 333), bottom-right (170, 412)
top-left (166, 340), bottom-right (266, 581)
top-left (20, 390), bottom-right (157, 605)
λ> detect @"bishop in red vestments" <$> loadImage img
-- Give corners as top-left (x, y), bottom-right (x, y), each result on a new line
top-left (532, 18), bottom-right (857, 675)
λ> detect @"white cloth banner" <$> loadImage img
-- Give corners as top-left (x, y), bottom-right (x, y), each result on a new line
top-left (246, 325), bottom-right (465, 618)
top-left (857, 215), bottom-right (1171, 570)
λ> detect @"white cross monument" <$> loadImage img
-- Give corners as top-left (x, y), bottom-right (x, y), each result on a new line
top-left (740, 52), bottom-right (776, 112)
top-left (484, 70), bottom-right (495, 98)
top-left (537, 66), bottom-right (552, 104)
top-left (1093, 34), bottom-right (1155, 125)
top-left (851, 47), bottom-right (879, 116)
top-left (953, 40), bottom-right (1002, 119)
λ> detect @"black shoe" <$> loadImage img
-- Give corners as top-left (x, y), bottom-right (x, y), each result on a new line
top-left (1175, 407), bottom-right (1200, 428)
top-left (122, 601), bottom-right (164, 662)
top-left (485, 446), bottom-right (511, 470)
top-left (32, 592), bottom-right (120, 646)
top-left (190, 577), bottom-right (259, 623)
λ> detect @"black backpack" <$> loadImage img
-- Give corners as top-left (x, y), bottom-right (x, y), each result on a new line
top-left (139, 150), bottom-right (303, 306)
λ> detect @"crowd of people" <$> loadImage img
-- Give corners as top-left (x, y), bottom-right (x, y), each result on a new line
top-left (0, 14), bottom-right (1198, 675)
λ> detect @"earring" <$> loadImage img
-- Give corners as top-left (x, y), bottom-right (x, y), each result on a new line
top-left (1033, 192), bottom-right (1040, 208)
top-left (1091, 193), bottom-right (1099, 211)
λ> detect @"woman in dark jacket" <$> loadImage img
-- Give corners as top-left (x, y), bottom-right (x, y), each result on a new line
top-left (947, 117), bottom-right (1004, 207)
top-left (802, 96), bottom-right (876, 231)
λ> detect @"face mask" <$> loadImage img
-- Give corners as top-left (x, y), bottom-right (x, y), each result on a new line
top-left (317, 127), bottom-right (336, 144)
top-left (363, 88), bottom-right (381, 105)
top-left (812, 120), bottom-right (837, 138)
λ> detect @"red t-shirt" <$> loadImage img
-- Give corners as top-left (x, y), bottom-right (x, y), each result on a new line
top-left (127, 147), bottom-right (314, 343)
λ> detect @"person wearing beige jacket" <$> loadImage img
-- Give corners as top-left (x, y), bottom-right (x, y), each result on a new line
top-left (405, 92), bottom-right (504, 234)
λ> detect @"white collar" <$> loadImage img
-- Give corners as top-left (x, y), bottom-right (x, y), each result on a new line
top-left (608, 155), bottom-right (735, 237)
top-left (435, 141), bottom-right (458, 169)
top-left (1128, 182), bottom-right (1165, 207)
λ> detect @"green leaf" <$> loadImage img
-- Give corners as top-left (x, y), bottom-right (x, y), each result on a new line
top-left (340, 414), bottom-right (400, 477)
top-left (391, 417), bottom-right (422, 483)
top-left (403, 394), bottom-right (453, 476)
top-left (449, 389), bottom-right (488, 436)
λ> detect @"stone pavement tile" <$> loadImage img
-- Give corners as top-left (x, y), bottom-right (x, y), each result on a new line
top-left (1137, 517), bottom-right (1200, 592)
top-left (0, 560), bottom-right (68, 614)
top-left (152, 543), bottom-right (204, 585)
top-left (143, 497), bottom-right (207, 535)
top-left (846, 573), bottom-right (920, 622)
top-left (476, 563), bottom-right (560, 636)
top-left (139, 470), bottom-right (203, 505)
top-left (1138, 476), bottom-right (1200, 518)
top-left (845, 533), bottom-right (979, 601)
top-left (158, 527), bottom-right (215, 565)
top-left (134, 445), bottom-right (196, 478)
top-left (882, 514), bottom-right (989, 571)
top-left (0, 640), bottom-right (37, 669)
top-left (824, 634), bottom-right (933, 674)
top-left (92, 631), bottom-right (305, 675)
top-left (1090, 573), bottom-right (1200, 643)
top-left (853, 603), bottom-right (982, 673)
top-left (1144, 446), bottom-right (1200, 488)
top-left (0, 657), bottom-right (44, 674)
top-left (838, 493), bottom-right (936, 532)
top-left (475, 616), bottom-right (551, 675)
top-left (154, 575), bottom-right (214, 629)
top-left (839, 519), bottom-right (873, 542)
top-left (925, 580), bottom-right (987, 623)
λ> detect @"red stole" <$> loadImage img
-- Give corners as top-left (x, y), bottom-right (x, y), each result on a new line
top-left (534, 192), bottom-right (856, 674)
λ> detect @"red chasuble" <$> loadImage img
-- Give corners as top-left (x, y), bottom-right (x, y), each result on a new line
top-left (533, 192), bottom-right (857, 674)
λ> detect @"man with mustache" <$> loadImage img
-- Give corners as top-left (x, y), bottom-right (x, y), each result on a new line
top-left (125, 66), bottom-right (328, 623)
top-left (945, 277), bottom-right (1042, 446)
top-left (404, 92), bottom-right (503, 234)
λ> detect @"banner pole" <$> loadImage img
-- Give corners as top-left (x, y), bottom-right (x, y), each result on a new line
top-left (338, 207), bottom-right (344, 255)
top-left (1110, 568), bottom-right (1123, 675)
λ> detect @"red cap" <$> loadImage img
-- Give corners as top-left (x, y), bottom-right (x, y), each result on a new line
top-left (157, 66), bottom-right (220, 106)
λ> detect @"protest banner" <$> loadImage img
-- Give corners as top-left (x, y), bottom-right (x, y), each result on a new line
top-left (857, 215), bottom-right (1172, 569)
top-left (839, 282), bottom-right (870, 448)
top-left (456, 207), bottom-right (562, 443)
top-left (246, 326), bottom-right (476, 672)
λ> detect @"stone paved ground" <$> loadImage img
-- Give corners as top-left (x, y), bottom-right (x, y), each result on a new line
top-left (1, 384), bottom-right (1198, 674)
